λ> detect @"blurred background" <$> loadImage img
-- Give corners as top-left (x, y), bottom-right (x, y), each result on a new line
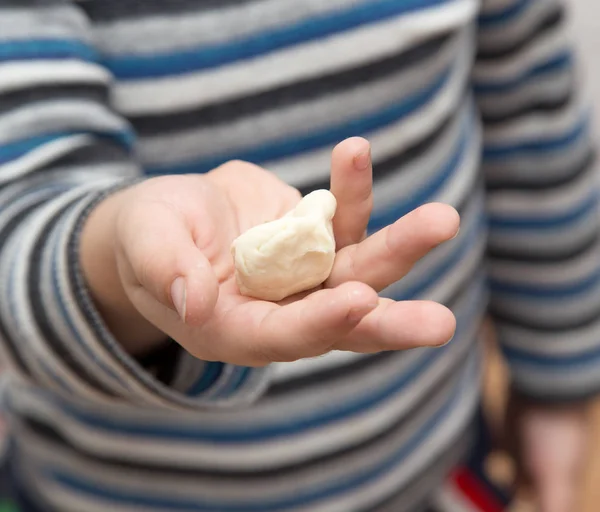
top-left (483, 3), bottom-right (600, 511)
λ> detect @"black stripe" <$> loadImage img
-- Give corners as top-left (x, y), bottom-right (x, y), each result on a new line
top-left (490, 305), bottom-right (600, 332)
top-left (485, 148), bottom-right (595, 191)
top-left (0, 85), bottom-right (109, 114)
top-left (476, 6), bottom-right (564, 60)
top-left (19, 340), bottom-right (476, 479)
top-left (80, 0), bottom-right (255, 22)
top-left (480, 90), bottom-right (573, 125)
top-left (0, 0), bottom-right (64, 7)
top-left (37, 140), bottom-right (133, 172)
top-left (130, 32), bottom-right (454, 136)
top-left (507, 381), bottom-right (600, 406)
top-left (298, 103), bottom-right (462, 196)
top-left (27, 198), bottom-right (120, 396)
top-left (488, 230), bottom-right (600, 263)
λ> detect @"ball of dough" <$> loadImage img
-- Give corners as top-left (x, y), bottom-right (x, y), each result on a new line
top-left (231, 190), bottom-right (337, 301)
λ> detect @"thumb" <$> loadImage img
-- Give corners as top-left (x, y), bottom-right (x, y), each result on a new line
top-left (116, 203), bottom-right (219, 327)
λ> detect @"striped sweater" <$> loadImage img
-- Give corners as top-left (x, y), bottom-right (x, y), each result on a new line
top-left (0, 0), bottom-right (598, 510)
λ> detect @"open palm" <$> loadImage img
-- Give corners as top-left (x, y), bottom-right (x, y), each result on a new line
top-left (114, 138), bottom-right (459, 366)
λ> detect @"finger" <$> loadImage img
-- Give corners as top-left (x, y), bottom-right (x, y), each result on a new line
top-left (326, 203), bottom-right (460, 291)
top-left (217, 282), bottom-right (379, 365)
top-left (117, 203), bottom-right (219, 326)
top-left (330, 137), bottom-right (373, 249)
top-left (333, 298), bottom-right (456, 352)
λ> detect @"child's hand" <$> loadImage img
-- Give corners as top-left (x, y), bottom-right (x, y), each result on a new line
top-left (81, 138), bottom-right (460, 365)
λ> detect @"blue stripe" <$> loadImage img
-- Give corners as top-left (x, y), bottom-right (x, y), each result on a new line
top-left (211, 367), bottom-right (251, 399)
top-left (488, 190), bottom-right (598, 230)
top-left (106, 0), bottom-right (453, 79)
top-left (48, 281), bottom-right (485, 442)
top-left (0, 39), bottom-right (98, 63)
top-left (0, 130), bottom-right (136, 165)
top-left (145, 67), bottom-right (452, 175)
top-left (490, 261), bottom-right (600, 299)
top-left (48, 357), bottom-right (478, 511)
top-left (483, 115), bottom-right (589, 160)
top-left (186, 362), bottom-right (223, 396)
top-left (502, 344), bottom-right (600, 367)
top-left (473, 53), bottom-right (572, 94)
top-left (478, 0), bottom-right (530, 27)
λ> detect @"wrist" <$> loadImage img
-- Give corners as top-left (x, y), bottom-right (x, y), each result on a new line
top-left (79, 187), bottom-right (167, 355)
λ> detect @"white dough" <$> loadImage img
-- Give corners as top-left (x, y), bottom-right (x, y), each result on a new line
top-left (231, 190), bottom-right (337, 301)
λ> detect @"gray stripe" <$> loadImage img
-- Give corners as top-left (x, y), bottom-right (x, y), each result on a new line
top-left (0, 5), bottom-right (91, 42)
top-left (0, 101), bottom-right (129, 144)
top-left (137, 32), bottom-right (464, 166)
top-left (94, 0), bottom-right (366, 55)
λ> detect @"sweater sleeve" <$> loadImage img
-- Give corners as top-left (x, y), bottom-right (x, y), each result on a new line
top-left (0, 0), bottom-right (269, 410)
top-left (475, 0), bottom-right (600, 400)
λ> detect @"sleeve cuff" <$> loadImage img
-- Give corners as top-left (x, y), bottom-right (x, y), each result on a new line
top-left (495, 319), bottom-right (600, 403)
top-left (38, 181), bottom-right (270, 409)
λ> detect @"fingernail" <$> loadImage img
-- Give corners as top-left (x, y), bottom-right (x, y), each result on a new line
top-left (440, 334), bottom-right (455, 347)
top-left (450, 227), bottom-right (460, 240)
top-left (353, 148), bottom-right (371, 170)
top-left (171, 277), bottom-right (187, 322)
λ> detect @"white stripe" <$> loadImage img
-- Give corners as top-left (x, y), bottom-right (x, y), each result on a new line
top-left (138, 32), bottom-right (465, 166)
top-left (491, 283), bottom-right (600, 326)
top-left (0, 100), bottom-right (129, 144)
top-left (483, 93), bottom-right (585, 146)
top-left (489, 239), bottom-right (600, 287)
top-left (487, 157), bottom-right (598, 216)
top-left (433, 483), bottom-right (480, 512)
top-left (488, 208), bottom-right (599, 255)
top-left (477, 67), bottom-right (573, 116)
top-left (18, 354), bottom-right (480, 511)
top-left (15, 364), bottom-right (461, 502)
top-left (0, 5), bottom-right (91, 42)
top-left (113, 0), bottom-right (478, 115)
top-left (473, 24), bottom-right (569, 83)
top-left (498, 318), bottom-right (600, 356)
top-left (482, 128), bottom-right (591, 183)
top-left (0, 187), bottom-right (120, 402)
top-left (0, 135), bottom-right (93, 186)
top-left (10, 321), bottom-right (479, 472)
top-left (0, 61), bottom-right (110, 94)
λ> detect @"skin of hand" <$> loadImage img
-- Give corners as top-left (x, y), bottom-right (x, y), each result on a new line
top-left (504, 390), bottom-right (589, 512)
top-left (80, 137), bottom-right (460, 365)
